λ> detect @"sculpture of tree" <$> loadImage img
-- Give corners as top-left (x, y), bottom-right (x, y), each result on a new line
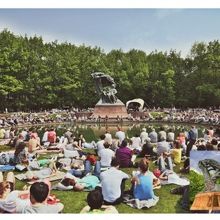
top-left (91, 72), bottom-right (118, 104)
top-left (198, 159), bottom-right (220, 192)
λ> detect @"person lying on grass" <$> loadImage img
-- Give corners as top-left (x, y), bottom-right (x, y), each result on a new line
top-left (80, 188), bottom-right (118, 214)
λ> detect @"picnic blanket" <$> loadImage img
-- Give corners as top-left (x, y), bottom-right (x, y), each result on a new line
top-left (15, 170), bottom-right (65, 184)
top-left (123, 194), bottom-right (159, 209)
top-left (0, 164), bottom-right (15, 172)
top-left (160, 172), bottom-right (189, 186)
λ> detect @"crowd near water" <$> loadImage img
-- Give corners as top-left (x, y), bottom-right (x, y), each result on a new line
top-left (0, 108), bottom-right (220, 213)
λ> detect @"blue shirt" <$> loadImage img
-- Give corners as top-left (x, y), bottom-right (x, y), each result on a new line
top-left (133, 174), bottom-right (154, 200)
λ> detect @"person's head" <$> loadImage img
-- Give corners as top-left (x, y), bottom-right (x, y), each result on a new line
top-left (211, 138), bottom-right (218, 146)
top-left (173, 140), bottom-right (181, 149)
top-left (111, 158), bottom-right (120, 168)
top-left (160, 126), bottom-right (164, 131)
top-left (100, 134), bottom-right (105, 140)
top-left (117, 126), bottom-right (121, 131)
top-left (142, 128), bottom-right (146, 132)
top-left (135, 134), bottom-right (139, 138)
top-left (206, 143), bottom-right (214, 151)
top-left (61, 178), bottom-right (76, 187)
top-left (50, 127), bottom-right (54, 131)
top-left (104, 142), bottom-right (110, 149)
top-left (87, 189), bottom-right (103, 210)
top-left (138, 159), bottom-right (149, 173)
top-left (169, 128), bottom-right (173, 132)
top-left (30, 182), bottom-right (49, 204)
top-left (120, 140), bottom-right (127, 148)
top-left (160, 136), bottom-right (166, 142)
top-left (197, 145), bottom-right (206, 151)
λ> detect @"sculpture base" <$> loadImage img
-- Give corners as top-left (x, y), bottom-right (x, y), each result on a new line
top-left (92, 99), bottom-right (128, 119)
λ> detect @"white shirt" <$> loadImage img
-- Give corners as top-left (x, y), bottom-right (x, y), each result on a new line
top-left (115, 131), bottom-right (125, 144)
top-left (167, 132), bottom-right (175, 142)
top-left (140, 131), bottom-right (149, 144)
top-left (98, 148), bottom-right (115, 167)
top-left (42, 131), bottom-right (48, 142)
top-left (100, 167), bottom-right (129, 202)
top-left (131, 137), bottom-right (141, 149)
top-left (105, 133), bottom-right (112, 144)
top-left (96, 140), bottom-right (105, 153)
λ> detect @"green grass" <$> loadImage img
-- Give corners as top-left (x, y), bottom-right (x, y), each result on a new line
top-left (1, 145), bottom-right (188, 213)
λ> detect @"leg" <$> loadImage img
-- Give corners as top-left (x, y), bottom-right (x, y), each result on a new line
top-left (158, 156), bottom-right (166, 172)
top-left (84, 160), bottom-right (92, 176)
top-left (165, 156), bottom-right (173, 171)
top-left (93, 161), bottom-right (101, 178)
top-left (0, 171), bottom-right (3, 183)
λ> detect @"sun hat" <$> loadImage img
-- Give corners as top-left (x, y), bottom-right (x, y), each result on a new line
top-left (0, 200), bottom-right (16, 213)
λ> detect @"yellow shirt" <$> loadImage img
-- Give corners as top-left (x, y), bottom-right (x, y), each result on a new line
top-left (171, 149), bottom-right (182, 164)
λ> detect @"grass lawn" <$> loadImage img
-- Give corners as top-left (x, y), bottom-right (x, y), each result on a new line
top-left (1, 145), bottom-right (188, 213)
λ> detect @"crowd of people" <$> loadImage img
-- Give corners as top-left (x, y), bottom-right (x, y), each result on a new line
top-left (0, 122), bottom-right (220, 213)
top-left (0, 107), bottom-right (220, 127)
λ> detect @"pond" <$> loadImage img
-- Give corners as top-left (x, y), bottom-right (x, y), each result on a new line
top-left (21, 122), bottom-right (209, 142)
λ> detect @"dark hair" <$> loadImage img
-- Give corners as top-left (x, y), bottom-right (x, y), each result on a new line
top-left (197, 145), bottom-right (206, 151)
top-left (87, 189), bottom-right (103, 210)
top-left (111, 158), bottom-right (120, 167)
top-left (173, 140), bottom-right (181, 149)
top-left (61, 178), bottom-right (75, 187)
top-left (120, 140), bottom-right (127, 148)
top-left (139, 159), bottom-right (149, 173)
top-left (100, 134), bottom-right (105, 140)
top-left (30, 182), bottom-right (49, 203)
top-left (206, 143), bottom-right (214, 151)
top-left (14, 142), bottom-right (26, 157)
top-left (211, 138), bottom-right (218, 145)
top-left (104, 142), bottom-right (110, 149)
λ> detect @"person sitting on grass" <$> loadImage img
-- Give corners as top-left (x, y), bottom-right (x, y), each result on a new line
top-left (115, 139), bottom-right (133, 168)
top-left (99, 158), bottom-right (129, 205)
top-left (132, 159), bottom-right (157, 201)
top-left (13, 142), bottom-right (28, 165)
top-left (171, 140), bottom-right (182, 164)
top-left (22, 181), bottom-right (64, 213)
top-left (0, 172), bottom-right (15, 200)
top-left (80, 189), bottom-right (118, 213)
top-left (98, 142), bottom-right (115, 167)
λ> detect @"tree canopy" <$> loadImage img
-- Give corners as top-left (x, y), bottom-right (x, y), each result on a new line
top-left (0, 29), bottom-right (220, 111)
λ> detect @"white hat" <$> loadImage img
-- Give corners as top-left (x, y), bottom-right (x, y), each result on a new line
top-left (142, 128), bottom-right (146, 132)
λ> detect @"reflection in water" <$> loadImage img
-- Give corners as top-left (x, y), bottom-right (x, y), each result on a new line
top-left (22, 122), bottom-right (207, 142)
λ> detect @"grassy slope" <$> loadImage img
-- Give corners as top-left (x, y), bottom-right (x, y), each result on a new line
top-left (1, 145), bottom-right (188, 213)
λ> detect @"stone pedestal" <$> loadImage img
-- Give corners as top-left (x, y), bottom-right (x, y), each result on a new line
top-left (92, 99), bottom-right (128, 119)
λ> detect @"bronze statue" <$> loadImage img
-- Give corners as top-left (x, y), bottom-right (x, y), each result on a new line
top-left (91, 72), bottom-right (118, 104)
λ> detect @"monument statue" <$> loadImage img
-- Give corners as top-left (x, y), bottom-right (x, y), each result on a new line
top-left (91, 72), bottom-right (117, 104)
top-left (91, 72), bottom-right (128, 119)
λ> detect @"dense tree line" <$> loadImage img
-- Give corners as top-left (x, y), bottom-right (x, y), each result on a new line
top-left (0, 29), bottom-right (220, 111)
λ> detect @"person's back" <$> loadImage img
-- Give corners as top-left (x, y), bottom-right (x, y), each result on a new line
top-left (133, 160), bottom-right (155, 201)
top-left (131, 135), bottom-right (141, 149)
top-left (167, 131), bottom-right (175, 142)
top-left (28, 137), bottom-right (38, 153)
top-left (140, 128), bottom-right (148, 144)
top-left (157, 138), bottom-right (170, 155)
top-left (134, 174), bottom-right (154, 200)
top-left (48, 129), bottom-right (56, 144)
top-left (158, 128), bottom-right (167, 141)
top-left (116, 140), bottom-right (132, 168)
top-left (99, 147), bottom-right (115, 167)
top-left (149, 130), bottom-right (158, 143)
top-left (105, 132), bottom-right (112, 145)
top-left (115, 130), bottom-right (125, 145)
top-left (100, 163), bottom-right (129, 203)
top-left (188, 127), bottom-right (198, 141)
